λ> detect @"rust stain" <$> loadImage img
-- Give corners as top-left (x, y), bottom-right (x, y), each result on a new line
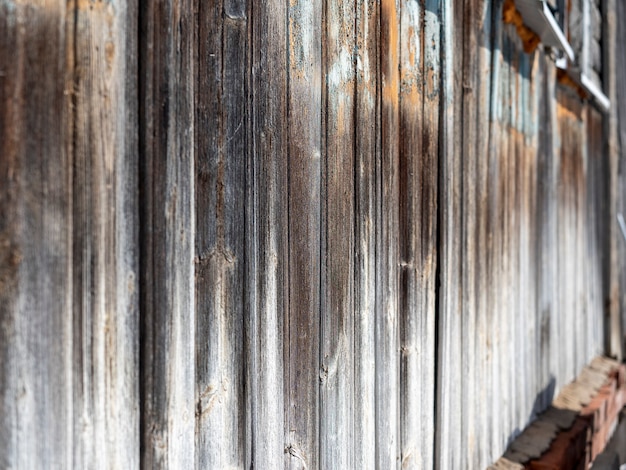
top-left (381, 0), bottom-right (399, 106)
top-left (408, 26), bottom-right (416, 68)
top-left (288, 17), bottom-right (306, 81)
top-left (556, 94), bottom-right (582, 122)
top-left (105, 41), bottom-right (115, 69)
top-left (402, 85), bottom-right (420, 106)
top-left (556, 69), bottom-right (588, 100)
top-left (502, 0), bottom-right (541, 54)
top-left (336, 100), bottom-right (346, 135)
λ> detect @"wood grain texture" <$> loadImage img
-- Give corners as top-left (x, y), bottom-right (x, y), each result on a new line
top-left (418, 1), bottom-right (439, 466)
top-left (247, 0), bottom-right (288, 468)
top-left (195, 0), bottom-right (247, 467)
top-left (397, 0), bottom-right (438, 467)
top-left (601, 0), bottom-right (622, 361)
top-left (0, 1), bottom-right (621, 468)
top-left (615, 0), bottom-right (626, 358)
top-left (0, 3), bottom-right (73, 468)
top-left (436, 0), bottom-right (464, 467)
top-left (459, 0), bottom-right (480, 465)
top-left (353, 1), bottom-right (378, 467)
top-left (286, 0), bottom-right (322, 468)
top-left (377, 0), bottom-right (400, 467)
top-left (70, 0), bottom-right (139, 467)
top-left (320, 0), bottom-right (355, 467)
top-left (139, 0), bottom-right (195, 467)
top-left (488, 2), bottom-right (507, 457)
top-left (398, 1), bottom-right (424, 467)
top-left (474, 0), bottom-right (494, 463)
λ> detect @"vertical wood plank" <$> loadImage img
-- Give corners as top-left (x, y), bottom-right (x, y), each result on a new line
top-left (586, 106), bottom-right (608, 361)
top-left (417, 1), bottom-right (440, 467)
top-left (70, 0), bottom-right (139, 467)
top-left (398, 0), bottom-right (424, 466)
top-left (503, 30), bottom-right (515, 435)
top-left (436, 0), bottom-right (463, 467)
top-left (535, 53), bottom-right (554, 415)
top-left (517, 48), bottom-right (538, 436)
top-left (320, 0), bottom-right (355, 467)
top-left (353, 0), bottom-right (378, 467)
top-left (397, 0), bottom-right (437, 466)
top-left (510, 39), bottom-right (522, 434)
top-left (378, 0), bottom-right (400, 467)
top-left (459, 0), bottom-right (479, 465)
top-left (195, 0), bottom-right (247, 466)
top-left (488, 3), bottom-right (505, 455)
top-left (615, 0), bottom-right (626, 358)
top-left (542, 55), bottom-right (562, 402)
top-left (286, 0), bottom-right (322, 468)
top-left (139, 0), bottom-right (195, 467)
top-left (474, 0), bottom-right (493, 464)
top-left (528, 52), bottom-right (542, 428)
top-left (602, 0), bottom-right (622, 360)
top-left (247, 0), bottom-right (288, 467)
top-left (0, 3), bottom-right (72, 468)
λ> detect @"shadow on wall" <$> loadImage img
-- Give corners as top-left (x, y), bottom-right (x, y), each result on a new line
top-left (505, 375), bottom-right (556, 449)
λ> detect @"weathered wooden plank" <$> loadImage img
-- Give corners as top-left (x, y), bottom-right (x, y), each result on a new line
top-left (436, 0), bottom-right (464, 467)
top-left (0, 3), bottom-right (73, 468)
top-left (502, 26), bottom-right (515, 443)
top-left (614, 0), bottom-right (626, 358)
top-left (488, 2), bottom-right (505, 456)
top-left (540, 54), bottom-right (564, 413)
top-left (353, 0), bottom-right (378, 467)
top-left (247, 0), bottom-right (288, 467)
top-left (535, 52), bottom-right (557, 417)
top-left (586, 104), bottom-right (611, 365)
top-left (320, 0), bottom-right (355, 467)
top-left (474, 0), bottom-right (494, 464)
top-left (398, 0), bottom-right (424, 467)
top-left (526, 49), bottom-right (544, 432)
top-left (511, 39), bottom-right (526, 436)
top-left (195, 0), bottom-right (247, 466)
top-left (578, 105), bottom-right (590, 371)
top-left (399, 0), bottom-right (441, 467)
top-left (556, 91), bottom-right (583, 385)
top-left (601, 0), bottom-right (622, 361)
top-left (517, 48), bottom-right (539, 438)
top-left (70, 0), bottom-right (139, 467)
top-left (459, 0), bottom-right (481, 465)
top-left (419, 1), bottom-right (440, 466)
top-left (286, 0), bottom-right (322, 468)
top-left (378, 0), bottom-right (400, 467)
top-left (139, 0), bottom-right (195, 467)
top-left (397, 0), bottom-right (438, 467)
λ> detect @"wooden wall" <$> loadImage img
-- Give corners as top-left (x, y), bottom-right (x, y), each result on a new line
top-left (0, 0), bottom-right (620, 468)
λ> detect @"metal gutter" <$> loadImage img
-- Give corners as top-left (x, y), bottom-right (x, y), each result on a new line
top-left (580, 73), bottom-right (611, 112)
top-left (556, 62), bottom-right (612, 113)
top-left (515, 0), bottom-right (575, 61)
